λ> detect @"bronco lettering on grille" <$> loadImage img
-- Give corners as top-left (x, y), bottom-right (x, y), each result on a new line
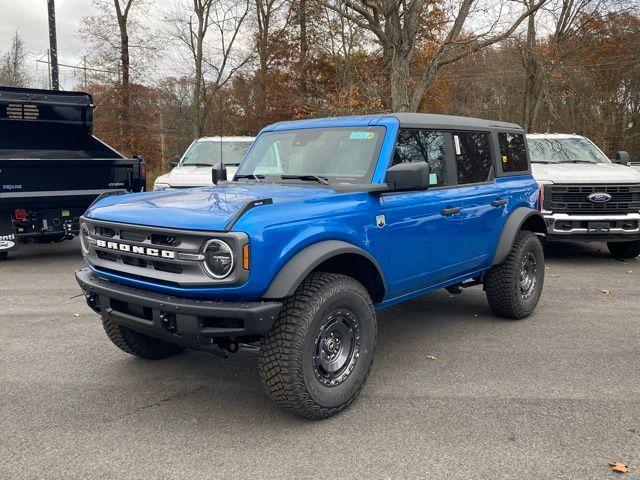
top-left (95, 239), bottom-right (176, 259)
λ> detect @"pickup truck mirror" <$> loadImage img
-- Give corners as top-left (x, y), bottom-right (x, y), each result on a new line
top-left (170, 155), bottom-right (180, 167)
top-left (614, 151), bottom-right (631, 165)
top-left (385, 162), bottom-right (430, 191)
top-left (211, 164), bottom-right (227, 185)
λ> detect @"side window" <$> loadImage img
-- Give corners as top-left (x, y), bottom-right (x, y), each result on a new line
top-left (453, 132), bottom-right (493, 184)
top-left (393, 129), bottom-right (448, 187)
top-left (498, 132), bottom-right (528, 172)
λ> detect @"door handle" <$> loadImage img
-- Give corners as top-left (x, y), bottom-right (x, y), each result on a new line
top-left (491, 198), bottom-right (507, 207)
top-left (441, 206), bottom-right (462, 216)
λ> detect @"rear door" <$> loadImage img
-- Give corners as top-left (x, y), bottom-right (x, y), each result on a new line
top-left (382, 128), bottom-right (467, 297)
top-left (452, 131), bottom-right (509, 270)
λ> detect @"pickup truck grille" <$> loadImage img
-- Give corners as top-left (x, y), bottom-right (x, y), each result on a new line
top-left (544, 184), bottom-right (640, 213)
top-left (82, 219), bottom-right (247, 287)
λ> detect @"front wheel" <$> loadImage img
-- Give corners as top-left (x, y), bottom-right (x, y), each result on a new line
top-left (607, 240), bottom-right (640, 259)
top-left (484, 230), bottom-right (545, 319)
top-left (258, 272), bottom-right (376, 420)
top-left (102, 316), bottom-right (184, 359)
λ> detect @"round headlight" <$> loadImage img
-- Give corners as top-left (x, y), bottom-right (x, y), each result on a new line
top-left (80, 222), bottom-right (90, 255)
top-left (202, 239), bottom-right (234, 279)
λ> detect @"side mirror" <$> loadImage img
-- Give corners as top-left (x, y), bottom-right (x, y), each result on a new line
top-left (614, 151), bottom-right (631, 165)
top-left (211, 164), bottom-right (227, 185)
top-left (170, 155), bottom-right (180, 167)
top-left (385, 162), bottom-right (430, 191)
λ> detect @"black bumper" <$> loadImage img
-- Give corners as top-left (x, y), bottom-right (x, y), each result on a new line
top-left (75, 269), bottom-right (283, 348)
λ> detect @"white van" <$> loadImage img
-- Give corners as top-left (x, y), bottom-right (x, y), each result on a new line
top-left (153, 136), bottom-right (255, 190)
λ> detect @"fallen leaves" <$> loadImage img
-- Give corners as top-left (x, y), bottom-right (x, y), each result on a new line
top-left (73, 313), bottom-right (80, 317)
top-left (627, 270), bottom-right (633, 275)
top-left (425, 355), bottom-right (437, 361)
top-left (609, 462), bottom-right (629, 474)
top-left (550, 274), bottom-right (560, 278)
top-left (601, 289), bottom-right (612, 295)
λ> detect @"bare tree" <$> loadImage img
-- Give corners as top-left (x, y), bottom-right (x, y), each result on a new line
top-left (322, 0), bottom-right (547, 111)
top-left (170, 0), bottom-right (251, 137)
top-left (114, 0), bottom-right (135, 147)
top-left (519, 0), bottom-right (618, 131)
top-left (0, 31), bottom-right (28, 87)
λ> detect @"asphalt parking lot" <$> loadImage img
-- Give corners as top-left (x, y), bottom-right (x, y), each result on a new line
top-left (0, 239), bottom-right (638, 480)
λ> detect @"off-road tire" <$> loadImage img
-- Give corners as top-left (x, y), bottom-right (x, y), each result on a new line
top-left (607, 241), bottom-right (640, 260)
top-left (258, 272), bottom-right (376, 420)
top-left (102, 316), bottom-right (184, 359)
top-left (0, 252), bottom-right (7, 260)
top-left (484, 230), bottom-right (544, 319)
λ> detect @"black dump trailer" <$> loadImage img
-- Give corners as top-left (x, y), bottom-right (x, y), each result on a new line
top-left (0, 86), bottom-right (145, 259)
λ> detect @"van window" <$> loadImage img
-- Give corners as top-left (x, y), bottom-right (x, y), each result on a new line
top-left (453, 132), bottom-right (493, 184)
top-left (393, 129), bottom-right (448, 187)
top-left (498, 133), bottom-right (528, 172)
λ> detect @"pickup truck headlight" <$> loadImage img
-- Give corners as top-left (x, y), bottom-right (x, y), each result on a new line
top-left (202, 239), bottom-right (234, 279)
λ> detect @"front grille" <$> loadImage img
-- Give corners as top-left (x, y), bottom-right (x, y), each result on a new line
top-left (544, 184), bottom-right (640, 213)
top-left (82, 218), bottom-right (248, 287)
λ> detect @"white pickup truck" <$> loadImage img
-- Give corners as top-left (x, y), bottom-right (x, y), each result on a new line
top-left (528, 133), bottom-right (640, 259)
top-left (153, 136), bottom-right (255, 190)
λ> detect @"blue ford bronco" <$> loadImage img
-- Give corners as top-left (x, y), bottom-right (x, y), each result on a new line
top-left (76, 113), bottom-right (546, 419)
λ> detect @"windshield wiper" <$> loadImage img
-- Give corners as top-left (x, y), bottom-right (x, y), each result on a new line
top-left (531, 161), bottom-right (553, 164)
top-left (184, 163), bottom-right (213, 167)
top-left (280, 175), bottom-right (330, 185)
top-left (556, 160), bottom-right (594, 164)
top-left (235, 174), bottom-right (265, 182)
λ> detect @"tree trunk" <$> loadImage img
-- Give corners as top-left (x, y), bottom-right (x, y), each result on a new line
top-left (521, 7), bottom-right (544, 132)
top-left (390, 51), bottom-right (412, 112)
top-left (115, 0), bottom-right (132, 151)
top-left (298, 0), bottom-right (308, 105)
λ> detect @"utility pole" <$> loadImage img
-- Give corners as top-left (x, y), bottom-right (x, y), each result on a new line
top-left (47, 0), bottom-right (60, 90)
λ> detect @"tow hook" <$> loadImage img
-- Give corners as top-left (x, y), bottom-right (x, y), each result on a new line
top-left (160, 312), bottom-right (178, 334)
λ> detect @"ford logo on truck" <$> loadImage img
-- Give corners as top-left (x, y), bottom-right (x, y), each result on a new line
top-left (587, 192), bottom-right (612, 203)
top-left (95, 239), bottom-right (175, 259)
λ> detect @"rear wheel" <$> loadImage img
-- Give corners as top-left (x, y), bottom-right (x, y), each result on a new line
top-left (607, 241), bottom-right (640, 259)
top-left (484, 230), bottom-right (545, 319)
top-left (259, 272), bottom-right (376, 419)
top-left (102, 316), bottom-right (184, 359)
top-left (0, 252), bottom-right (7, 260)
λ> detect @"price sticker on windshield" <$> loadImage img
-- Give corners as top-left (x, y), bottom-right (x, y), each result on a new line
top-left (350, 131), bottom-right (375, 140)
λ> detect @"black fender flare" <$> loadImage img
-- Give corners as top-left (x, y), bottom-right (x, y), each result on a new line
top-left (492, 207), bottom-right (546, 265)
top-left (262, 240), bottom-right (387, 299)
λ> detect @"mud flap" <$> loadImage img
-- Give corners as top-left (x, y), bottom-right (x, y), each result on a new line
top-left (0, 209), bottom-right (17, 255)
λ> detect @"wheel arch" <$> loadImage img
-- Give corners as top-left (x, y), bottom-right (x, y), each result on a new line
top-left (492, 207), bottom-right (546, 265)
top-left (262, 240), bottom-right (387, 303)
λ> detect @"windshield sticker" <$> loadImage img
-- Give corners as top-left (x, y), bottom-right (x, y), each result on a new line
top-left (454, 135), bottom-right (461, 155)
top-left (429, 173), bottom-right (438, 185)
top-left (350, 131), bottom-right (375, 140)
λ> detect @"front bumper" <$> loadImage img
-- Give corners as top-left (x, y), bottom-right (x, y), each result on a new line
top-left (543, 212), bottom-right (640, 241)
top-left (75, 269), bottom-right (282, 348)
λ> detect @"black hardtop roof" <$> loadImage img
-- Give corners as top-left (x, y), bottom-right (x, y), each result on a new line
top-left (0, 86), bottom-right (93, 106)
top-left (391, 112), bottom-right (522, 131)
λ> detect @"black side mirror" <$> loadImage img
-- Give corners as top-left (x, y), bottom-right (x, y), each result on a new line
top-left (385, 162), bottom-right (430, 191)
top-left (211, 164), bottom-right (227, 185)
top-left (614, 151), bottom-right (631, 165)
top-left (170, 155), bottom-right (180, 167)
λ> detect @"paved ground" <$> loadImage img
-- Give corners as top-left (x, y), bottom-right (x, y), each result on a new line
top-left (0, 239), bottom-right (638, 480)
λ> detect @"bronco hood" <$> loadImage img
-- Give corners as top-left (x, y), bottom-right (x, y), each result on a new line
top-left (532, 162), bottom-right (640, 184)
top-left (85, 183), bottom-right (336, 231)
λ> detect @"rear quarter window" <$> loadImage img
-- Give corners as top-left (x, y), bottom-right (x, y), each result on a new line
top-left (498, 133), bottom-right (528, 173)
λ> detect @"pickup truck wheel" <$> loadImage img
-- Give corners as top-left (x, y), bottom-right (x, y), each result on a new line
top-left (102, 316), bottom-right (184, 359)
top-left (607, 240), bottom-right (640, 259)
top-left (258, 272), bottom-right (376, 420)
top-left (0, 252), bottom-right (7, 260)
top-left (484, 230), bottom-right (544, 319)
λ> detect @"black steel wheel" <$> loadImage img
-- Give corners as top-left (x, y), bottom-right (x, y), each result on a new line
top-left (259, 272), bottom-right (376, 420)
top-left (485, 230), bottom-right (545, 319)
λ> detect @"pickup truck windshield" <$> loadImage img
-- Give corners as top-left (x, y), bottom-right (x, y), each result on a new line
top-left (181, 141), bottom-right (251, 167)
top-left (528, 137), bottom-right (609, 164)
top-left (236, 126), bottom-right (385, 183)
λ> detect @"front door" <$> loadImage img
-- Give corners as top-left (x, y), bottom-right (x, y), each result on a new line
top-left (382, 128), bottom-right (466, 297)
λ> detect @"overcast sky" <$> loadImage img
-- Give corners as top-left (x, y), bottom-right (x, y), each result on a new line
top-left (0, 0), bottom-right (176, 88)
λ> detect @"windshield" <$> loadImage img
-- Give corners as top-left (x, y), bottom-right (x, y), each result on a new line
top-left (235, 126), bottom-right (385, 184)
top-left (528, 137), bottom-right (609, 164)
top-left (181, 141), bottom-right (252, 167)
